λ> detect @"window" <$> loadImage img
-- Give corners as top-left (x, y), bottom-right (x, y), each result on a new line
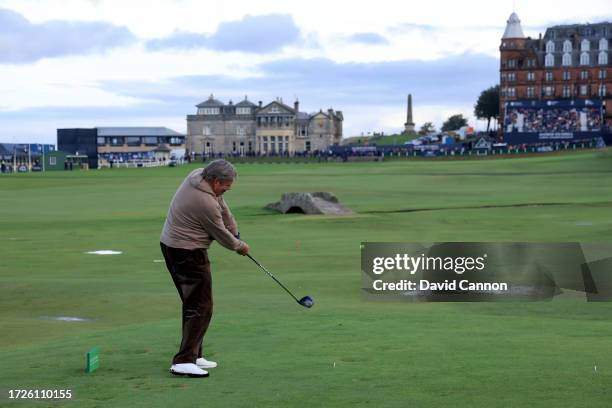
top-left (562, 53), bottom-right (572, 66)
top-left (271, 136), bottom-right (276, 142)
top-left (598, 51), bottom-right (608, 65)
top-left (236, 107), bottom-right (251, 115)
top-left (305, 141), bottom-right (311, 152)
top-left (600, 38), bottom-right (609, 51)
top-left (144, 137), bottom-right (157, 145)
top-left (232, 142), bottom-right (236, 152)
top-left (527, 72), bottom-right (535, 81)
top-left (507, 72), bottom-right (516, 81)
top-left (50, 157), bottom-right (56, 165)
top-left (580, 85), bottom-right (588, 96)
top-left (270, 106), bottom-right (280, 113)
top-left (199, 108), bottom-right (219, 115)
top-left (599, 85), bottom-right (607, 97)
top-left (169, 137), bottom-right (183, 146)
top-left (203, 126), bottom-right (211, 136)
top-left (545, 71), bottom-right (553, 81)
top-left (580, 70), bottom-right (589, 80)
top-left (562, 86), bottom-right (572, 98)
top-left (507, 87), bottom-right (516, 97)
top-left (501, 73), bottom-right (507, 82)
top-left (110, 137), bottom-right (124, 146)
top-left (543, 86), bottom-right (555, 96)
top-left (236, 127), bottom-right (246, 136)
top-left (546, 40), bottom-right (555, 53)
top-left (126, 137), bottom-right (141, 146)
top-left (527, 86), bottom-right (535, 98)
top-left (581, 39), bottom-right (590, 52)
top-left (545, 53), bottom-right (554, 67)
top-left (563, 40), bottom-right (572, 53)
top-left (507, 59), bottom-right (517, 68)
top-left (599, 69), bottom-right (607, 79)
top-left (580, 52), bottom-right (590, 65)
top-left (97, 137), bottom-right (105, 146)
top-left (563, 71), bottom-right (571, 80)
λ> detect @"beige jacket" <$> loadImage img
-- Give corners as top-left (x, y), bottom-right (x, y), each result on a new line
top-left (160, 168), bottom-right (247, 252)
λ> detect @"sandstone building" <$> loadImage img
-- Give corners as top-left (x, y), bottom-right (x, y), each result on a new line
top-left (186, 96), bottom-right (343, 156)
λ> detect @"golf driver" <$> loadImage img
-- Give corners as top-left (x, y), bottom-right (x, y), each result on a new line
top-left (246, 254), bottom-right (314, 308)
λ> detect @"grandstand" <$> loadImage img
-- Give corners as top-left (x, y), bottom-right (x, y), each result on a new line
top-left (503, 100), bottom-right (608, 145)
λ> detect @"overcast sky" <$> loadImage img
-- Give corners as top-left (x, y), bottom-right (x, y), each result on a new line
top-left (0, 0), bottom-right (610, 144)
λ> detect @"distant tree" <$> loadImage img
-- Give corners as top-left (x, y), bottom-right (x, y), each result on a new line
top-left (474, 85), bottom-right (500, 132)
top-left (441, 114), bottom-right (468, 132)
top-left (418, 122), bottom-right (436, 135)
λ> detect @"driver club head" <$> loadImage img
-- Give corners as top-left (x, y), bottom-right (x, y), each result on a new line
top-left (298, 296), bottom-right (314, 308)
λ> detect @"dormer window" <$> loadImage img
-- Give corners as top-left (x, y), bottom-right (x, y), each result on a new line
top-left (236, 107), bottom-right (251, 115)
top-left (580, 52), bottom-right (590, 65)
top-left (581, 39), bottom-right (590, 52)
top-left (562, 53), bottom-right (572, 66)
top-left (563, 40), bottom-right (572, 53)
top-left (546, 40), bottom-right (555, 53)
top-left (545, 53), bottom-right (554, 67)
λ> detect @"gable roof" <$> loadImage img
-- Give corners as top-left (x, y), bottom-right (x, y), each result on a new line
top-left (258, 100), bottom-right (295, 114)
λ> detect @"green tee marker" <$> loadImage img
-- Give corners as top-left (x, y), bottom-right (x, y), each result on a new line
top-left (85, 347), bottom-right (100, 373)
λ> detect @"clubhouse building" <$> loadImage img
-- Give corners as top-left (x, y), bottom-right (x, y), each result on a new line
top-left (186, 96), bottom-right (343, 157)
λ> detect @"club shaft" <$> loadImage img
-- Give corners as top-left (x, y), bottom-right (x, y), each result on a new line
top-left (247, 254), bottom-right (300, 302)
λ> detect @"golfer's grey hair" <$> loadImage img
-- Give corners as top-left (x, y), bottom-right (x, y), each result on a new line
top-left (201, 159), bottom-right (237, 182)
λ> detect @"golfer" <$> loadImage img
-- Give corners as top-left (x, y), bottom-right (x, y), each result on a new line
top-left (160, 159), bottom-right (249, 378)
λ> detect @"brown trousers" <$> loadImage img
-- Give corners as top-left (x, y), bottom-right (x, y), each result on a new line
top-left (160, 242), bottom-right (213, 364)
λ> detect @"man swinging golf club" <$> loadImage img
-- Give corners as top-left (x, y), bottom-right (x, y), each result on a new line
top-left (160, 159), bottom-right (249, 378)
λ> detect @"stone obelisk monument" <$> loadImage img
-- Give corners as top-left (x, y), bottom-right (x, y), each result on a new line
top-left (404, 94), bottom-right (415, 134)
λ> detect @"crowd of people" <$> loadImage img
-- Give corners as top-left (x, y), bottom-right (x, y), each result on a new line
top-left (505, 107), bottom-right (602, 133)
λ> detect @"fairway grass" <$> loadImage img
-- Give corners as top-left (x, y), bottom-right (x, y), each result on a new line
top-left (1, 149), bottom-right (612, 407)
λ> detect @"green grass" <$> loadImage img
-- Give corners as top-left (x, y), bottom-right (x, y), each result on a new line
top-left (343, 133), bottom-right (418, 145)
top-left (1, 149), bottom-right (612, 407)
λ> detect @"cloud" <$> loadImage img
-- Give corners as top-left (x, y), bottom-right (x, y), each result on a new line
top-left (99, 53), bottom-right (498, 114)
top-left (347, 32), bottom-right (389, 45)
top-left (1, 54), bottom-right (500, 142)
top-left (146, 31), bottom-right (208, 51)
top-left (0, 8), bottom-right (136, 64)
top-left (146, 14), bottom-right (301, 53)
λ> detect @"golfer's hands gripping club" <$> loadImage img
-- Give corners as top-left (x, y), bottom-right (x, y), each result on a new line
top-left (237, 243), bottom-right (250, 256)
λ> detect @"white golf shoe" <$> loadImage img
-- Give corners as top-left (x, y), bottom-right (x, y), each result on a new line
top-left (170, 363), bottom-right (209, 378)
top-left (196, 357), bottom-right (218, 369)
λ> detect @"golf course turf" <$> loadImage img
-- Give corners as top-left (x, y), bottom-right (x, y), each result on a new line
top-left (1, 149), bottom-right (611, 407)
